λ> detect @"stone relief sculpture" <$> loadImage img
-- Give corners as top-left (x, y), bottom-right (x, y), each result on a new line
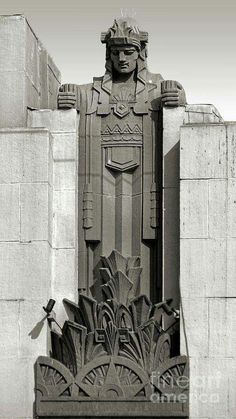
top-left (58, 17), bottom-right (186, 300)
top-left (35, 18), bottom-right (189, 417)
top-left (36, 252), bottom-right (188, 415)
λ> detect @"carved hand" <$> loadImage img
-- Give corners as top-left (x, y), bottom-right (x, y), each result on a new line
top-left (161, 80), bottom-right (186, 107)
top-left (58, 84), bottom-right (77, 109)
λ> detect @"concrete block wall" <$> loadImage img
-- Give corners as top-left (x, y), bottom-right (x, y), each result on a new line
top-left (162, 105), bottom-right (223, 310)
top-left (0, 15), bottom-right (61, 128)
top-left (0, 111), bottom-right (78, 417)
top-left (0, 128), bottom-right (53, 416)
top-left (0, 15), bottom-right (77, 417)
top-left (180, 122), bottom-right (236, 419)
top-left (28, 109), bottom-right (79, 325)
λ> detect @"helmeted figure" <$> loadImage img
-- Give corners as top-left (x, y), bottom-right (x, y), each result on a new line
top-left (58, 18), bottom-right (186, 301)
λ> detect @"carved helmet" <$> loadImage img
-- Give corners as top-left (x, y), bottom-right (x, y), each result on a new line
top-left (101, 17), bottom-right (148, 51)
top-left (101, 18), bottom-right (149, 95)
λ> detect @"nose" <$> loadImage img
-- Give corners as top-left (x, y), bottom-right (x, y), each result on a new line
top-left (118, 51), bottom-right (126, 62)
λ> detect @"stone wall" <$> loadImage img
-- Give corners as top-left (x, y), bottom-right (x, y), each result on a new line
top-left (180, 122), bottom-right (236, 418)
top-left (0, 15), bottom-right (78, 418)
top-left (0, 127), bottom-right (52, 416)
top-left (0, 110), bottom-right (78, 417)
top-left (0, 15), bottom-right (61, 128)
top-left (28, 109), bottom-right (79, 325)
top-left (162, 105), bottom-right (223, 311)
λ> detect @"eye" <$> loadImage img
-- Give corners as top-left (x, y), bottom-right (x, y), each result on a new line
top-left (111, 50), bottom-right (119, 56)
top-left (125, 50), bottom-right (134, 55)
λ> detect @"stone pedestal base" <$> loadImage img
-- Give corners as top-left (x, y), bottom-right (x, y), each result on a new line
top-left (36, 399), bottom-right (188, 418)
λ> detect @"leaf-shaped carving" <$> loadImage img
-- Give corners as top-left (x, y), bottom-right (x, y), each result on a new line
top-left (101, 249), bottom-right (127, 275)
top-left (97, 302), bottom-right (116, 329)
top-left (63, 299), bottom-right (84, 325)
top-left (127, 256), bottom-right (141, 270)
top-left (90, 277), bottom-right (105, 303)
top-left (138, 320), bottom-right (161, 374)
top-left (119, 332), bottom-right (145, 369)
top-left (79, 294), bottom-right (97, 332)
top-left (102, 271), bottom-right (133, 305)
top-left (62, 321), bottom-right (87, 372)
top-left (116, 304), bottom-right (133, 329)
top-left (84, 332), bottom-right (106, 364)
top-left (105, 299), bottom-right (119, 314)
top-left (51, 330), bottom-right (63, 364)
top-left (104, 321), bottom-right (119, 355)
top-left (99, 268), bottom-right (112, 283)
top-left (153, 332), bottom-right (171, 369)
top-left (130, 295), bottom-right (152, 329)
top-left (51, 330), bottom-right (76, 376)
top-left (36, 249), bottom-right (186, 404)
top-left (127, 267), bottom-right (142, 300)
top-left (52, 330), bottom-right (76, 376)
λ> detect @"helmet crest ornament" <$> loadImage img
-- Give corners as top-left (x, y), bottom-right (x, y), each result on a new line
top-left (101, 17), bottom-right (148, 51)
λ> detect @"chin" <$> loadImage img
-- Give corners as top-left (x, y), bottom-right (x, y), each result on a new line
top-left (118, 68), bottom-right (132, 74)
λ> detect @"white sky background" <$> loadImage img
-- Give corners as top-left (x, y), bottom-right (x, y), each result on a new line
top-left (1, 0), bottom-right (236, 120)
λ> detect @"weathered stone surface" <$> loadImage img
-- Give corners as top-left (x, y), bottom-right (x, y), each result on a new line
top-left (185, 104), bottom-right (223, 124)
top-left (180, 298), bottom-right (209, 357)
top-left (21, 130), bottom-right (51, 183)
top-left (226, 123), bottom-right (236, 178)
top-left (0, 300), bottom-right (19, 359)
top-left (53, 161), bottom-right (75, 190)
top-left (228, 178), bottom-right (236, 237)
top-left (26, 21), bottom-right (40, 93)
top-left (163, 107), bottom-right (185, 188)
top-left (0, 242), bottom-right (51, 300)
top-left (19, 299), bottom-right (48, 358)
top-left (187, 111), bottom-right (204, 124)
top-left (0, 357), bottom-right (35, 417)
top-left (52, 248), bottom-right (76, 324)
top-left (0, 15), bottom-right (25, 72)
top-left (28, 109), bottom-right (78, 132)
top-left (0, 15), bottom-right (61, 128)
top-left (52, 132), bottom-right (77, 160)
top-left (20, 183), bottom-right (50, 241)
top-left (26, 109), bottom-right (78, 330)
top-left (0, 71), bottom-right (26, 128)
top-left (180, 119), bottom-right (236, 419)
top-left (208, 179), bottom-right (227, 238)
top-left (180, 180), bottom-right (208, 238)
top-left (228, 357), bottom-right (236, 418)
top-left (27, 111), bottom-right (78, 194)
top-left (0, 130), bottom-right (22, 183)
top-left (0, 184), bottom-right (20, 241)
top-left (162, 187), bottom-right (179, 306)
top-left (208, 298), bottom-right (236, 359)
top-left (227, 238), bottom-right (236, 296)
top-left (180, 239), bottom-right (227, 298)
top-left (189, 357), bottom-right (228, 418)
top-left (53, 190), bottom-right (75, 248)
top-left (180, 124), bottom-right (227, 179)
top-left (0, 129), bottom-right (51, 183)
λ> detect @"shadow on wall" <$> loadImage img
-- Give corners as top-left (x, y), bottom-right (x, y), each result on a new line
top-left (28, 315), bottom-right (47, 340)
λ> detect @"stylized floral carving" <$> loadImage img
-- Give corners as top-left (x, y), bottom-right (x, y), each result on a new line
top-left (36, 250), bottom-right (188, 404)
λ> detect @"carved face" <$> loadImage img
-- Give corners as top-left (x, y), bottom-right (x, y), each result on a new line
top-left (110, 45), bottom-right (139, 74)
